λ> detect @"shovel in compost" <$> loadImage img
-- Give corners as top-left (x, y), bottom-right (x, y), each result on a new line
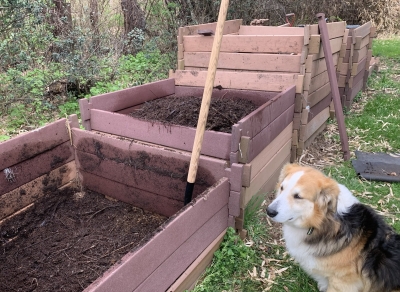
top-left (184, 0), bottom-right (230, 205)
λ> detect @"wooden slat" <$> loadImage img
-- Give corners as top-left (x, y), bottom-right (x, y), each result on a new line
top-left (242, 140), bottom-right (291, 206)
top-left (304, 121), bottom-right (327, 149)
top-left (349, 68), bottom-right (365, 88)
top-left (244, 123), bottom-right (292, 185)
top-left (352, 45), bottom-right (368, 63)
top-left (0, 142), bottom-right (74, 196)
top-left (89, 109), bottom-right (232, 160)
top-left (179, 19), bottom-right (242, 36)
top-left (238, 86), bottom-right (295, 139)
top-left (309, 21), bottom-right (346, 39)
top-left (88, 79), bottom-right (175, 113)
top-left (80, 171), bottom-right (182, 217)
top-left (0, 118), bottom-right (71, 170)
top-left (245, 105), bottom-right (294, 163)
top-left (0, 161), bottom-right (76, 220)
top-left (228, 191), bottom-right (241, 216)
top-left (258, 154), bottom-right (290, 194)
top-left (312, 37), bottom-right (343, 60)
top-left (84, 177), bottom-right (229, 292)
top-left (167, 229), bottom-right (226, 292)
top-left (307, 53), bottom-right (339, 77)
top-left (303, 107), bottom-right (330, 141)
top-left (174, 70), bottom-right (300, 93)
top-left (308, 70), bottom-right (330, 93)
top-left (309, 35), bottom-right (321, 54)
top-left (338, 62), bottom-right (349, 75)
top-left (183, 35), bottom-right (304, 54)
top-left (183, 52), bottom-right (302, 72)
top-left (308, 93), bottom-right (332, 122)
top-left (353, 22), bottom-right (371, 38)
top-left (238, 25), bottom-right (305, 35)
top-left (354, 35), bottom-right (370, 50)
top-left (305, 82), bottom-right (331, 108)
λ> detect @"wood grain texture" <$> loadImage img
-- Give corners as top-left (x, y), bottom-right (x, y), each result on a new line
top-left (89, 109), bottom-right (232, 160)
top-left (238, 25), bottom-right (305, 35)
top-left (84, 178), bottom-right (229, 292)
top-left (0, 118), bottom-right (71, 170)
top-left (183, 52), bottom-right (302, 72)
top-left (0, 161), bottom-right (76, 220)
top-left (179, 19), bottom-right (242, 37)
top-left (174, 70), bottom-right (300, 93)
top-left (228, 191), bottom-right (241, 217)
top-left (353, 22), bottom-right (371, 38)
top-left (183, 35), bottom-right (304, 54)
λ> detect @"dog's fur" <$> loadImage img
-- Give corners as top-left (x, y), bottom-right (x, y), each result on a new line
top-left (266, 164), bottom-right (400, 292)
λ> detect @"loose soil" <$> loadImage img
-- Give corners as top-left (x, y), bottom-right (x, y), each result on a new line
top-left (0, 187), bottom-right (167, 292)
top-left (129, 96), bottom-right (259, 133)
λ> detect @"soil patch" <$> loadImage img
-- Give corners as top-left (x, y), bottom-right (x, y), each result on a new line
top-left (129, 96), bottom-right (259, 133)
top-left (0, 187), bottom-right (167, 292)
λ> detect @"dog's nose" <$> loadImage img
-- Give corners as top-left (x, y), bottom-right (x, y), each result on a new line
top-left (266, 207), bottom-right (278, 218)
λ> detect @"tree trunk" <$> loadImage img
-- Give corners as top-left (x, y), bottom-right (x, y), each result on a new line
top-left (120, 0), bottom-right (146, 35)
top-left (50, 0), bottom-right (72, 36)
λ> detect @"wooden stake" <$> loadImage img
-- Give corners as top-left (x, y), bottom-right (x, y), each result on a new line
top-left (184, 0), bottom-right (230, 205)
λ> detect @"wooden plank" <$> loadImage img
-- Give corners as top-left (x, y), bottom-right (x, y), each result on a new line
top-left (370, 26), bottom-right (377, 38)
top-left (242, 140), bottom-right (291, 206)
top-left (349, 68), bottom-right (365, 88)
top-left (292, 129), bottom-right (298, 147)
top-left (353, 22), bottom-right (371, 38)
top-left (183, 35), bottom-right (304, 54)
top-left (338, 74), bottom-right (348, 87)
top-left (238, 25), bottom-right (304, 35)
top-left (0, 142), bottom-right (74, 196)
top-left (0, 162), bottom-right (76, 220)
top-left (80, 171), bottom-right (181, 218)
top-left (347, 78), bottom-right (364, 102)
top-left (312, 37), bottom-right (343, 60)
top-left (246, 105), bottom-right (294, 163)
top-left (246, 123), bottom-right (292, 182)
top-left (304, 121), bottom-right (327, 149)
top-left (179, 19), bottom-right (242, 36)
top-left (294, 93), bottom-right (303, 113)
top-left (228, 191), bottom-right (241, 216)
top-left (354, 35), bottom-right (370, 50)
top-left (258, 154), bottom-right (290, 193)
top-left (183, 52), bottom-right (302, 72)
top-left (230, 163), bottom-right (244, 192)
top-left (88, 79), bottom-right (175, 113)
top-left (309, 21), bottom-right (346, 39)
top-left (309, 70), bottom-right (330, 93)
top-left (89, 109), bottom-right (232, 160)
top-left (306, 82), bottom-right (331, 108)
top-left (177, 59), bottom-right (185, 70)
top-left (308, 93), bottom-right (332, 122)
top-left (0, 118), bottom-right (71, 170)
top-left (135, 206), bottom-right (228, 292)
top-left (309, 35), bottom-right (321, 54)
top-left (167, 229), bottom-right (226, 292)
top-left (303, 107), bottom-right (330, 141)
top-left (308, 53), bottom-right (339, 77)
top-left (238, 86), bottom-right (295, 139)
top-left (84, 177), bottom-right (229, 292)
top-left (352, 45), bottom-right (368, 63)
top-left (174, 70), bottom-right (300, 93)
top-left (339, 62), bottom-right (349, 75)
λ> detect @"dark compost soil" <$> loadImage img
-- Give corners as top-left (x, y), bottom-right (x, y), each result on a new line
top-left (129, 96), bottom-right (259, 133)
top-left (0, 188), bottom-right (167, 292)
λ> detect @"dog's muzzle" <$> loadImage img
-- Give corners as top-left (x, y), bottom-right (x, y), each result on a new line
top-left (266, 206), bottom-right (278, 218)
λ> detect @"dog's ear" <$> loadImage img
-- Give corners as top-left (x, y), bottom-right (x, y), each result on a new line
top-left (278, 163), bottom-right (299, 184)
top-left (317, 177), bottom-right (339, 213)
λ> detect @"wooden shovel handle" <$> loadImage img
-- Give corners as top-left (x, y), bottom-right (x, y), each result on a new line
top-left (187, 0), bottom-right (230, 184)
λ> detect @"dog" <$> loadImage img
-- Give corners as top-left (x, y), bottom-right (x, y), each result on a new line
top-left (266, 163), bottom-right (400, 292)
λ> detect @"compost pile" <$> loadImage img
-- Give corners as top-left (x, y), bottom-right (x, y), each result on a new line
top-left (129, 96), bottom-right (259, 133)
top-left (0, 188), bottom-right (167, 292)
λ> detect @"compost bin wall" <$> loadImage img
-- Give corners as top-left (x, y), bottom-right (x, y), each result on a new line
top-left (0, 116), bottom-right (78, 221)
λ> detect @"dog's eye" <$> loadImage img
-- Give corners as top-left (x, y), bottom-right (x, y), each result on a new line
top-left (293, 193), bottom-right (302, 199)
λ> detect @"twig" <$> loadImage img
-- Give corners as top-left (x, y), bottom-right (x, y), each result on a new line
top-left (86, 205), bottom-right (119, 221)
top-left (99, 241), bottom-right (136, 259)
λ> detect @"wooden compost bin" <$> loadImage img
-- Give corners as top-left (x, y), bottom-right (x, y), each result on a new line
top-left (0, 116), bottom-right (229, 291)
top-left (79, 78), bottom-right (296, 232)
top-left (174, 19), bottom-right (347, 161)
top-left (337, 22), bottom-right (379, 108)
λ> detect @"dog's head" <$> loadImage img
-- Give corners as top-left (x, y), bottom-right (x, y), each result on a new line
top-left (266, 164), bottom-right (340, 229)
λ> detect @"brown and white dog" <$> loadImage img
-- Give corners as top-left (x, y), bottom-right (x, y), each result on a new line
top-left (266, 163), bottom-right (400, 292)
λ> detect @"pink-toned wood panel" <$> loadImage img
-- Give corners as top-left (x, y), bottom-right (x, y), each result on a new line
top-left (230, 163), bottom-right (243, 192)
top-left (179, 19), bottom-right (242, 37)
top-left (309, 21), bottom-right (346, 39)
top-left (174, 70), bottom-right (300, 93)
top-left (88, 79), bottom-right (175, 113)
top-left (183, 35), bottom-right (304, 54)
top-left (246, 104), bottom-right (294, 163)
top-left (0, 161), bottom-right (76, 220)
top-left (238, 25), bottom-right (305, 35)
top-left (0, 118), bottom-right (71, 170)
top-left (174, 86), bottom-right (276, 105)
top-left (134, 206), bottom-right (228, 292)
top-left (238, 86), bottom-right (295, 139)
top-left (229, 191), bottom-right (240, 217)
top-left (84, 177), bottom-right (229, 292)
top-left (72, 128), bottom-right (227, 185)
top-left (308, 93), bottom-right (332, 122)
top-left (184, 52), bottom-right (302, 72)
top-left (76, 150), bottom-right (211, 202)
top-left (89, 109), bottom-right (232, 160)
top-left (351, 57), bottom-right (367, 76)
top-left (349, 68), bottom-right (365, 88)
top-left (306, 82), bottom-right (331, 108)
top-left (0, 142), bottom-right (74, 196)
top-left (80, 171), bottom-right (182, 217)
top-left (353, 22), bottom-right (371, 38)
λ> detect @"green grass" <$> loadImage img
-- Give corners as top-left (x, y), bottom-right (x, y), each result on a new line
top-left (191, 38), bottom-right (400, 291)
